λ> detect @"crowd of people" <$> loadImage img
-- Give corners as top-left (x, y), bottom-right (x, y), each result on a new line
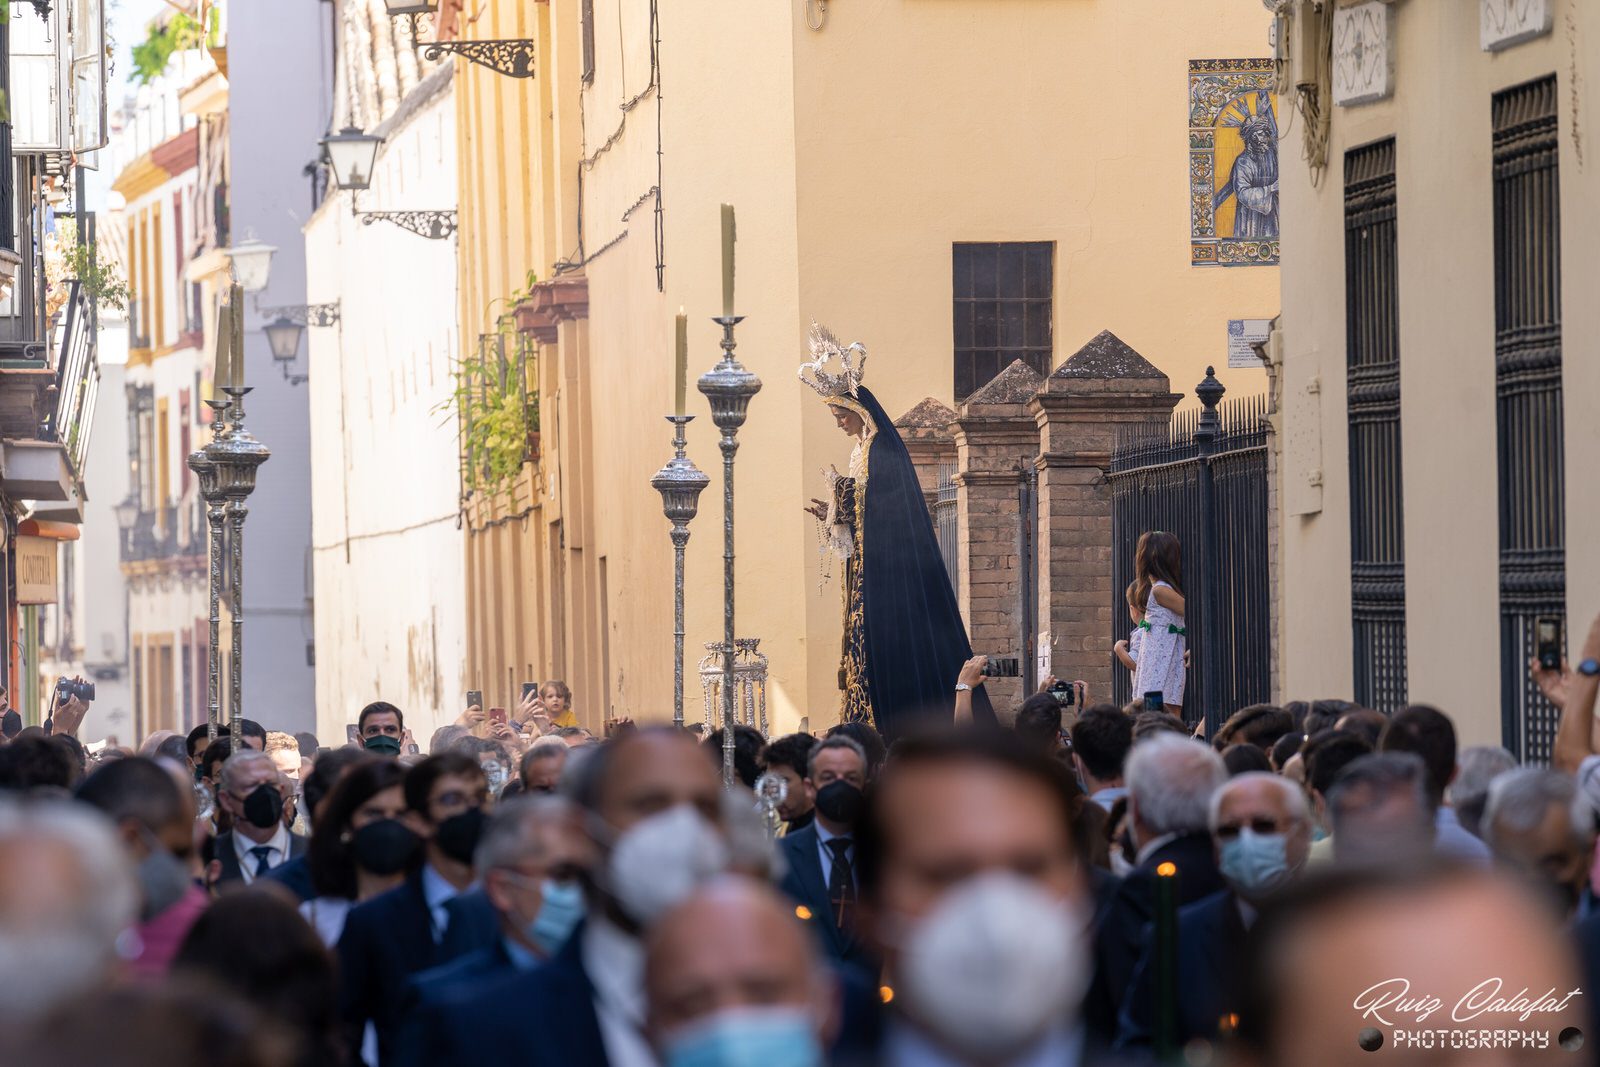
top-left (1, 620), bottom-right (1599, 1067)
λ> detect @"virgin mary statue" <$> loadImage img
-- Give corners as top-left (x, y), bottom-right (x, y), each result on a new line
top-left (800, 324), bottom-right (995, 739)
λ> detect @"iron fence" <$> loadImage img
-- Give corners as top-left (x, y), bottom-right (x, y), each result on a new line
top-left (1108, 375), bottom-right (1270, 734)
top-left (934, 461), bottom-right (958, 594)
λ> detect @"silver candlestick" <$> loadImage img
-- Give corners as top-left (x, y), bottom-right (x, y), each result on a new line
top-left (208, 385), bottom-right (270, 752)
top-left (697, 315), bottom-right (761, 787)
top-left (651, 415), bottom-right (709, 729)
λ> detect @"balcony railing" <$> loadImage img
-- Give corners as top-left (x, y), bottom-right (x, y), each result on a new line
top-left (119, 501), bottom-right (202, 563)
top-left (43, 279), bottom-right (99, 480)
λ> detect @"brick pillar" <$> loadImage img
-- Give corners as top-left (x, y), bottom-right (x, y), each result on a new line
top-left (954, 360), bottom-right (1044, 718)
top-left (894, 398), bottom-right (957, 512)
top-left (1031, 331), bottom-right (1180, 704)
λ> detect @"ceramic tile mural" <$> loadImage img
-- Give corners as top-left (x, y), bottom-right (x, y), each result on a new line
top-left (1190, 59), bottom-right (1280, 267)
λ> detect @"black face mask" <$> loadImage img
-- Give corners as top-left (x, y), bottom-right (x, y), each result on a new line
top-left (814, 780), bottom-right (864, 826)
top-left (350, 819), bottom-right (421, 876)
top-left (241, 784), bottom-right (285, 830)
top-left (363, 735), bottom-right (402, 756)
top-left (434, 807), bottom-right (486, 865)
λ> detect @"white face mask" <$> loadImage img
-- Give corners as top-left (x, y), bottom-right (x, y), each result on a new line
top-left (896, 872), bottom-right (1090, 1061)
top-left (603, 804), bottom-right (730, 927)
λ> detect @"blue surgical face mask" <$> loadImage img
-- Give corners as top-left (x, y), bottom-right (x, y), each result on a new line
top-left (1218, 827), bottom-right (1293, 899)
top-left (527, 878), bottom-right (586, 956)
top-left (662, 1007), bottom-right (823, 1067)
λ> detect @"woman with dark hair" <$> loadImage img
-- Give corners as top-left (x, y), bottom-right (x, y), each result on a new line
top-left (300, 757), bottom-right (413, 947)
top-left (173, 888), bottom-right (343, 1067)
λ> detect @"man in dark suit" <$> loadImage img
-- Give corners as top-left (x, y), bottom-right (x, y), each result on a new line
top-left (211, 749), bottom-right (308, 888)
top-left (830, 728), bottom-right (1122, 1067)
top-left (392, 794), bottom-right (592, 1067)
top-left (336, 753), bottom-right (491, 1066)
top-left (1088, 735), bottom-right (1227, 1040)
top-left (417, 727), bottom-right (731, 1067)
top-left (1116, 772), bottom-right (1313, 1049)
top-left (777, 735), bottom-right (875, 974)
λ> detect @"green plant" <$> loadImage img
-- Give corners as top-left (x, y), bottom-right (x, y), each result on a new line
top-left (131, 12), bottom-right (202, 86)
top-left (446, 345), bottom-right (538, 505)
top-left (61, 242), bottom-right (132, 311)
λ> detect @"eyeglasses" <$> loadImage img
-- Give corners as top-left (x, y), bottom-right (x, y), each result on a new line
top-left (1214, 818), bottom-right (1285, 840)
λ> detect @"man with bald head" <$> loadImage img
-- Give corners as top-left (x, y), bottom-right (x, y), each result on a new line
top-left (646, 876), bottom-right (836, 1067)
top-left (1117, 771), bottom-right (1312, 1049)
top-left (1235, 867), bottom-right (1588, 1067)
top-left (422, 726), bottom-right (732, 1067)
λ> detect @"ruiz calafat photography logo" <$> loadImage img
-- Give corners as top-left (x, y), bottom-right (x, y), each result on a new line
top-left (1352, 978), bottom-right (1586, 1053)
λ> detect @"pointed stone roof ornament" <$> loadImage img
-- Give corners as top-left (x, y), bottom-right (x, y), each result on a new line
top-left (966, 359), bottom-right (1046, 406)
top-left (1050, 330), bottom-right (1169, 382)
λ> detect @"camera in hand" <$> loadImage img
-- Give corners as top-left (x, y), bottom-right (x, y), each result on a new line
top-left (981, 657), bottom-right (1021, 678)
top-left (55, 677), bottom-right (95, 703)
top-left (1048, 681), bottom-right (1075, 706)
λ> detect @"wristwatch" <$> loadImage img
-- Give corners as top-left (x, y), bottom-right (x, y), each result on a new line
top-left (1579, 659), bottom-right (1600, 678)
top-left (955, 683), bottom-right (973, 693)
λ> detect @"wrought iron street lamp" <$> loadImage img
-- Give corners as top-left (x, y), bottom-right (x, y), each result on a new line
top-left (320, 127), bottom-right (383, 191)
top-left (224, 236), bottom-right (277, 293)
top-left (263, 317), bottom-right (303, 363)
top-left (113, 494), bottom-right (139, 531)
top-left (651, 416), bottom-right (709, 728)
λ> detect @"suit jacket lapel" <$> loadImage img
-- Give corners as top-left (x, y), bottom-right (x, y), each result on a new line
top-left (788, 828), bottom-right (858, 960)
top-left (556, 924), bottom-right (610, 1067)
top-left (216, 832), bottom-right (243, 882)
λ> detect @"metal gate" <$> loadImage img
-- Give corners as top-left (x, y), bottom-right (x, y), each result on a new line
top-left (934, 461), bottom-right (959, 594)
top-left (1108, 372), bottom-right (1270, 735)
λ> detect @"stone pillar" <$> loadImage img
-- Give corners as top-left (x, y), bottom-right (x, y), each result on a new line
top-left (1031, 331), bottom-right (1180, 705)
top-left (954, 360), bottom-right (1044, 718)
top-left (894, 398), bottom-right (957, 512)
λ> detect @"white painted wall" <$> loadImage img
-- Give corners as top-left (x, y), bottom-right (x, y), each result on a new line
top-left (305, 76), bottom-right (466, 746)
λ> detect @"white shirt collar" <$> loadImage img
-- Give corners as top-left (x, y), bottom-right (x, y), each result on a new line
top-left (1135, 831), bottom-right (1180, 867)
top-left (582, 916), bottom-right (656, 1067)
top-left (420, 863), bottom-right (462, 913)
top-left (584, 915), bottom-right (646, 1023)
top-left (233, 821), bottom-right (291, 881)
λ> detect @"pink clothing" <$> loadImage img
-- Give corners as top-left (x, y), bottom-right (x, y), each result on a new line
top-left (129, 885), bottom-right (209, 978)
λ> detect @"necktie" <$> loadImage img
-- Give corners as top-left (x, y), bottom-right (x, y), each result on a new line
top-left (249, 845), bottom-right (274, 877)
top-left (826, 837), bottom-right (855, 930)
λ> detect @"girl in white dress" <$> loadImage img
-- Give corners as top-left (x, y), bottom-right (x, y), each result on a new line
top-left (1129, 531), bottom-right (1187, 715)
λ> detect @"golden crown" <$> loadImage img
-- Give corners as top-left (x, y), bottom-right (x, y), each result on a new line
top-left (797, 322), bottom-right (867, 400)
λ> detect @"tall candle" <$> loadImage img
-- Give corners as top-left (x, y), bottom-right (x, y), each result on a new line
top-left (720, 203), bottom-right (736, 317)
top-left (674, 308), bottom-right (688, 416)
top-left (229, 284), bottom-right (245, 390)
top-left (212, 302), bottom-right (233, 395)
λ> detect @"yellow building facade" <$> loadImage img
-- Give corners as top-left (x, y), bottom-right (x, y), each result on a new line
top-left (451, 0), bottom-right (1279, 729)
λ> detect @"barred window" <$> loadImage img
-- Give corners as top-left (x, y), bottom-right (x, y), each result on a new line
top-left (1492, 75), bottom-right (1565, 763)
top-left (1343, 138), bottom-right (1407, 711)
top-left (952, 242), bottom-right (1052, 401)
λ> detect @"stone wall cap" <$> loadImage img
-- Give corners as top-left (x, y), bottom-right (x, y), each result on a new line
top-left (896, 396), bottom-right (957, 429)
top-left (1049, 330), bottom-right (1169, 384)
top-left (965, 359), bottom-right (1045, 406)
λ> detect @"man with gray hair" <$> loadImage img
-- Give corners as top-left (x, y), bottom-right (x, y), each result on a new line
top-left (0, 798), bottom-right (138, 1022)
top-left (777, 734), bottom-right (872, 973)
top-left (1449, 745), bottom-right (1517, 839)
top-left (1327, 752), bottom-right (1435, 867)
top-left (1484, 767), bottom-right (1597, 920)
top-left (396, 795), bottom-right (594, 1067)
top-left (1118, 771), bottom-right (1312, 1049)
top-left (214, 747), bottom-right (308, 887)
top-left (1094, 734), bottom-right (1227, 1026)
